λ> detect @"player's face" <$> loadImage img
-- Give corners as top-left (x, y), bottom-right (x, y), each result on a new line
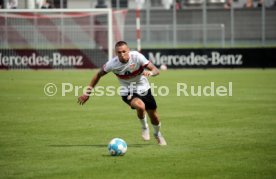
top-left (116, 45), bottom-right (130, 63)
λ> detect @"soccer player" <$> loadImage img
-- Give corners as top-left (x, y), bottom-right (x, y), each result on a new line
top-left (78, 41), bottom-right (167, 146)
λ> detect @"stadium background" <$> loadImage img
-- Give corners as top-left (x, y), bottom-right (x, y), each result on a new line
top-left (0, 0), bottom-right (275, 178)
top-left (0, 0), bottom-right (276, 69)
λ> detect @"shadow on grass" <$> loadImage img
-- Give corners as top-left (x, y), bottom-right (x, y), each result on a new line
top-left (48, 143), bottom-right (153, 148)
top-left (48, 144), bottom-right (107, 148)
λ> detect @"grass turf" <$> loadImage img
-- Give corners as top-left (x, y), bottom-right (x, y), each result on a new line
top-left (0, 69), bottom-right (275, 178)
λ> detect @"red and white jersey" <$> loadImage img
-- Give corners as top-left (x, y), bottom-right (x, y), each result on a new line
top-left (103, 51), bottom-right (150, 96)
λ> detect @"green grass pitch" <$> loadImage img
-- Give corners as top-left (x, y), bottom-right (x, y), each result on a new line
top-left (0, 69), bottom-right (275, 178)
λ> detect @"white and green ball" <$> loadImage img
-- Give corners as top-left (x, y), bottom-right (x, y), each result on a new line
top-left (108, 138), bottom-right (127, 156)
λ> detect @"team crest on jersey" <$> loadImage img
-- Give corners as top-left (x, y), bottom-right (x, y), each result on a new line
top-left (129, 63), bottom-right (136, 71)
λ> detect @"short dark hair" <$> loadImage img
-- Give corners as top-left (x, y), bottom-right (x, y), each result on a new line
top-left (115, 41), bottom-right (128, 48)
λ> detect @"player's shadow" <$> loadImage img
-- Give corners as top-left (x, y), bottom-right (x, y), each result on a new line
top-left (128, 143), bottom-right (154, 147)
top-left (48, 144), bottom-right (107, 148)
top-left (48, 143), bottom-right (153, 148)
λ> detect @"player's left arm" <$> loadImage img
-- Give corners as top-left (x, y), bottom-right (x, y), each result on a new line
top-left (143, 62), bottom-right (160, 77)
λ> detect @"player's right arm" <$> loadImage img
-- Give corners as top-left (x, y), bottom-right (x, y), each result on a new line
top-left (77, 68), bottom-right (107, 105)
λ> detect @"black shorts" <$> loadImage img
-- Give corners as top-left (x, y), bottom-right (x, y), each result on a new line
top-left (121, 89), bottom-right (157, 110)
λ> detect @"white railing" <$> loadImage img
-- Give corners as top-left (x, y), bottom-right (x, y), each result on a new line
top-left (124, 24), bottom-right (225, 48)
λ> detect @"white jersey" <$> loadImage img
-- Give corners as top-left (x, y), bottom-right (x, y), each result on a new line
top-left (103, 51), bottom-right (151, 96)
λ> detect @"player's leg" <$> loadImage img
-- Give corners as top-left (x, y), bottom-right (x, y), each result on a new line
top-left (147, 109), bottom-right (167, 146)
top-left (130, 98), bottom-right (150, 141)
top-left (140, 89), bottom-right (167, 146)
top-left (130, 97), bottom-right (146, 120)
top-left (146, 109), bottom-right (159, 125)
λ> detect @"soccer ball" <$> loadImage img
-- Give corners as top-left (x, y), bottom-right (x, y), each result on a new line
top-left (108, 138), bottom-right (127, 156)
top-left (160, 64), bottom-right (168, 70)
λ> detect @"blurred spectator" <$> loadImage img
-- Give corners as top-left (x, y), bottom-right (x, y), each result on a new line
top-left (245, 0), bottom-right (254, 7)
top-left (41, 0), bottom-right (55, 8)
top-left (224, 0), bottom-right (232, 9)
top-left (0, 0), bottom-right (4, 9)
top-left (38, 0), bottom-right (66, 8)
top-left (36, 0), bottom-right (43, 8)
top-left (176, 0), bottom-right (182, 9)
top-left (161, 0), bottom-right (181, 9)
top-left (273, 0), bottom-right (276, 7)
top-left (95, 0), bottom-right (107, 8)
top-left (162, 0), bottom-right (173, 9)
top-left (7, 0), bottom-right (18, 9)
top-left (224, 0), bottom-right (273, 8)
top-left (256, 0), bottom-right (263, 7)
top-left (244, 0), bottom-right (264, 8)
top-left (136, 0), bottom-right (145, 9)
top-left (111, 0), bottom-right (128, 8)
top-left (53, 0), bottom-right (67, 8)
top-left (265, 0), bottom-right (276, 7)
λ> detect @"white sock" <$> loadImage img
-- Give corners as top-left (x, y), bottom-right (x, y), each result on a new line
top-left (139, 116), bottom-right (148, 129)
top-left (152, 123), bottom-right (161, 136)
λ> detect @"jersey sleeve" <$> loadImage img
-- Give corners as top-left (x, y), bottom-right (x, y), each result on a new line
top-left (102, 60), bottom-right (113, 73)
top-left (136, 51), bottom-right (150, 67)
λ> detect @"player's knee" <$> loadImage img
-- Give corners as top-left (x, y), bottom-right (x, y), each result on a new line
top-left (133, 100), bottom-right (145, 111)
top-left (137, 103), bottom-right (145, 112)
